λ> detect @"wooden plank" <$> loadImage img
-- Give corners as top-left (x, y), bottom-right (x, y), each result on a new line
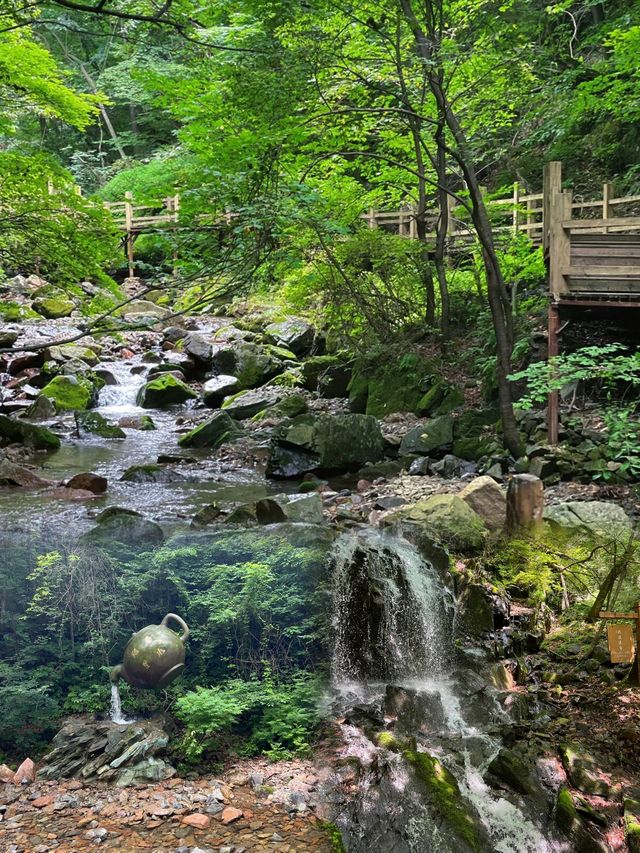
top-left (564, 216), bottom-right (640, 229)
top-left (610, 195), bottom-right (640, 205)
top-left (567, 279), bottom-right (640, 293)
top-left (543, 161), bottom-right (562, 254)
top-left (563, 265), bottom-right (640, 277)
top-left (572, 233), bottom-right (640, 243)
top-left (600, 611), bottom-right (637, 620)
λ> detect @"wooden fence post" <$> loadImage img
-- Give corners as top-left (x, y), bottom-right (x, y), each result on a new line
top-left (512, 181), bottom-right (520, 235)
top-left (446, 193), bottom-right (456, 237)
top-left (549, 189), bottom-right (572, 297)
top-left (603, 181), bottom-right (613, 234)
top-left (124, 191), bottom-right (135, 278)
top-left (543, 161), bottom-right (562, 254)
top-left (409, 203), bottom-right (417, 240)
top-left (547, 302), bottom-right (560, 445)
top-left (367, 208), bottom-right (377, 229)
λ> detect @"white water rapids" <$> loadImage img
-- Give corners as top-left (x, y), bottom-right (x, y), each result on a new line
top-left (330, 530), bottom-right (570, 853)
top-left (109, 682), bottom-right (133, 725)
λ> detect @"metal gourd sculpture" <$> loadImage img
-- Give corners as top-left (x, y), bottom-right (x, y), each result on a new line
top-left (110, 613), bottom-right (189, 689)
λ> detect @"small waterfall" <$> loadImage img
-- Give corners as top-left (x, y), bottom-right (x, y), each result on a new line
top-left (330, 530), bottom-right (568, 853)
top-left (97, 361), bottom-right (146, 415)
top-left (331, 530), bottom-right (454, 682)
top-left (110, 683), bottom-right (133, 725)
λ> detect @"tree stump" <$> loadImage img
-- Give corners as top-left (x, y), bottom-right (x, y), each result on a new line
top-left (506, 474), bottom-right (544, 533)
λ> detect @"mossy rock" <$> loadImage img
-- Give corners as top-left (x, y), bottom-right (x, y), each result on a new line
top-left (41, 375), bottom-right (93, 411)
top-left (33, 295), bottom-right (75, 319)
top-left (83, 506), bottom-right (164, 549)
top-left (384, 494), bottom-right (488, 553)
top-left (137, 374), bottom-right (198, 408)
top-left (559, 742), bottom-right (611, 797)
top-left (120, 464), bottom-right (185, 483)
top-left (452, 436), bottom-right (500, 461)
top-left (0, 413), bottom-right (60, 450)
top-left (624, 796), bottom-right (640, 853)
top-left (178, 412), bottom-right (241, 449)
top-left (404, 749), bottom-right (481, 851)
top-left (399, 415), bottom-right (454, 456)
top-left (485, 748), bottom-right (534, 795)
top-left (555, 786), bottom-right (578, 834)
top-left (48, 344), bottom-right (99, 366)
top-left (140, 415), bottom-right (156, 431)
top-left (256, 394), bottom-right (308, 420)
top-left (0, 301), bottom-right (39, 321)
top-left (76, 411), bottom-right (126, 439)
top-left (417, 380), bottom-right (464, 416)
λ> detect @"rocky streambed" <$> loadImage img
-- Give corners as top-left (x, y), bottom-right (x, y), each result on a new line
top-left (1, 306), bottom-right (640, 852)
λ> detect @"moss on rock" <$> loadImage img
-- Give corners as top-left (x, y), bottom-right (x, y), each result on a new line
top-left (137, 374), bottom-right (197, 408)
top-left (41, 375), bottom-right (93, 411)
top-left (404, 749), bottom-right (481, 851)
top-left (0, 414), bottom-right (60, 450)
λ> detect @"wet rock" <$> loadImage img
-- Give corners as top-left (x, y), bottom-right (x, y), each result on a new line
top-left (7, 350), bottom-right (45, 375)
top-left (137, 374), bottom-right (198, 408)
top-left (118, 414), bottom-right (156, 431)
top-left (83, 506), bottom-right (164, 548)
top-left (0, 460), bottom-right (53, 488)
top-left (76, 411), bottom-right (126, 439)
top-left (222, 388), bottom-right (283, 419)
top-left (399, 415), bottom-right (454, 456)
top-left (191, 503), bottom-right (222, 528)
top-left (265, 318), bottom-right (315, 356)
top-left (0, 413), bottom-right (60, 449)
top-left (121, 464), bottom-right (186, 484)
top-left (203, 375), bottom-right (240, 406)
top-left (183, 332), bottom-right (215, 364)
top-left (257, 493), bottom-right (324, 525)
top-left (458, 476), bottom-right (506, 532)
top-left (48, 344), bottom-right (100, 366)
top-left (163, 325), bottom-right (187, 344)
top-left (408, 456), bottom-right (431, 476)
top-left (41, 375), bottom-right (93, 411)
top-left (268, 413), bottom-right (385, 477)
top-left (178, 412), bottom-right (242, 449)
top-left (24, 395), bottom-right (56, 420)
top-left (384, 494), bottom-right (487, 553)
top-left (485, 747), bottom-right (534, 795)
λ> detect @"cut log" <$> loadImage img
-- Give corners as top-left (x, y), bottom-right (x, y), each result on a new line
top-left (506, 474), bottom-right (544, 533)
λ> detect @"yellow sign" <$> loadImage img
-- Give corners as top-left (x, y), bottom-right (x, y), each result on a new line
top-left (607, 624), bottom-right (636, 664)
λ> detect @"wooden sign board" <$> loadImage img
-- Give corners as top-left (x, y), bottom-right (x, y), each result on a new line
top-left (607, 623), bottom-right (636, 664)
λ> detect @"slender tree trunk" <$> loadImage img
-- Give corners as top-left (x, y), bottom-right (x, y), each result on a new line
top-left (397, 0), bottom-right (522, 456)
top-left (434, 122), bottom-right (450, 338)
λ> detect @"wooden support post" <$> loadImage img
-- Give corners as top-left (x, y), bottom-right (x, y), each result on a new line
top-left (512, 181), bottom-right (520, 235)
top-left (398, 207), bottom-right (406, 237)
top-left (172, 193), bottom-right (180, 278)
top-left (603, 181), bottom-right (613, 235)
top-left (547, 302), bottom-right (560, 445)
top-left (367, 208), bottom-right (377, 229)
top-left (599, 604), bottom-right (640, 686)
top-left (549, 189), bottom-right (572, 297)
top-left (506, 474), bottom-right (544, 533)
top-left (409, 204), bottom-right (417, 240)
top-left (543, 161), bottom-right (562, 254)
top-left (124, 191), bottom-right (134, 278)
top-left (446, 193), bottom-right (456, 237)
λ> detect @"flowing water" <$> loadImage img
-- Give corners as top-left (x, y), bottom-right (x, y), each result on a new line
top-left (330, 529), bottom-right (569, 852)
top-left (109, 682), bottom-right (133, 725)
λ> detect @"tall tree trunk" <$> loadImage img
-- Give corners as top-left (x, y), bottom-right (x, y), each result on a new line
top-left (397, 0), bottom-right (522, 456)
top-left (434, 121), bottom-right (450, 338)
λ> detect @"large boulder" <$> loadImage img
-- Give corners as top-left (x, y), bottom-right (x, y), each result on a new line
top-left (458, 476), bottom-right (506, 532)
top-left (48, 344), bottom-right (100, 366)
top-left (120, 464), bottom-right (185, 484)
top-left (222, 388), bottom-right (284, 420)
top-left (202, 374), bottom-right (240, 406)
top-left (183, 331), bottom-right (215, 364)
top-left (178, 411), bottom-right (242, 449)
top-left (267, 413), bottom-right (385, 477)
top-left (384, 494), bottom-right (488, 553)
top-left (301, 355), bottom-right (352, 398)
top-left (544, 501), bottom-right (632, 540)
top-left (83, 506), bottom-right (164, 548)
top-left (0, 460), bottom-right (53, 488)
top-left (41, 375), bottom-right (93, 411)
top-left (265, 318), bottom-right (315, 356)
top-left (137, 374), bottom-right (197, 408)
top-left (33, 295), bottom-right (75, 319)
top-left (228, 341), bottom-right (296, 390)
top-left (399, 415), bottom-right (454, 456)
top-left (0, 414), bottom-right (60, 450)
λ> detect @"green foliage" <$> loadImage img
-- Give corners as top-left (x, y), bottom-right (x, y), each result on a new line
top-left (176, 671), bottom-right (321, 762)
top-left (0, 152), bottom-right (119, 286)
top-left (0, 664), bottom-right (59, 754)
top-left (0, 32), bottom-right (99, 134)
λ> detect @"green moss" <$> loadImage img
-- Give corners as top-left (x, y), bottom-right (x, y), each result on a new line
top-left (76, 412), bottom-right (126, 438)
top-left (404, 749), bottom-right (480, 850)
top-left (137, 374), bottom-right (197, 408)
top-left (0, 414), bottom-right (60, 450)
top-left (33, 295), bottom-right (75, 319)
top-left (41, 375), bottom-right (93, 411)
top-left (375, 731), bottom-right (401, 751)
top-left (140, 415), bottom-right (156, 431)
top-left (319, 822), bottom-right (346, 853)
top-left (555, 786), bottom-right (578, 833)
top-left (178, 412), bottom-right (240, 449)
top-left (0, 301), bottom-right (39, 320)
